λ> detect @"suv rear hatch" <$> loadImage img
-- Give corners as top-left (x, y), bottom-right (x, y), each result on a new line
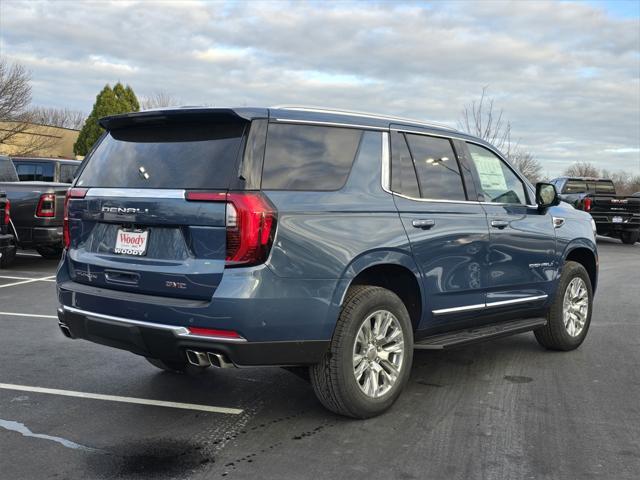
top-left (65, 109), bottom-right (273, 301)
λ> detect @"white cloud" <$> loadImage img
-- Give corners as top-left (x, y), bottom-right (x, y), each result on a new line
top-left (1, 0), bottom-right (638, 176)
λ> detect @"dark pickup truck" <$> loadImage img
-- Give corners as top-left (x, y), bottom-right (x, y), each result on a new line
top-left (0, 155), bottom-right (69, 260)
top-left (551, 177), bottom-right (640, 244)
top-left (0, 191), bottom-right (17, 267)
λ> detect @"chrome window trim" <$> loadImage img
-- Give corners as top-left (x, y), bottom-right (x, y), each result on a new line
top-left (432, 295), bottom-right (548, 315)
top-left (61, 306), bottom-right (248, 343)
top-left (381, 131), bottom-right (390, 191)
top-left (86, 188), bottom-right (186, 199)
top-left (386, 128), bottom-right (539, 208)
top-left (271, 118), bottom-right (387, 131)
top-left (271, 106), bottom-right (456, 131)
top-left (382, 129), bottom-right (482, 206)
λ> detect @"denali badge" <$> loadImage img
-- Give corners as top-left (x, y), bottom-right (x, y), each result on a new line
top-left (75, 270), bottom-right (98, 281)
top-left (102, 206), bottom-right (149, 215)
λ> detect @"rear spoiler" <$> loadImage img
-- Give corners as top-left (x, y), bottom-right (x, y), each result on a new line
top-left (99, 107), bottom-right (268, 131)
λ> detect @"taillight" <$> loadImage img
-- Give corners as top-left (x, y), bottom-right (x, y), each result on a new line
top-left (36, 193), bottom-right (56, 217)
top-left (63, 188), bottom-right (88, 249)
top-left (583, 197), bottom-right (592, 212)
top-left (3, 199), bottom-right (9, 226)
top-left (185, 191), bottom-right (277, 267)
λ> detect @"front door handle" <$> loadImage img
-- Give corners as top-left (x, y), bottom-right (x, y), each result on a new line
top-left (412, 219), bottom-right (436, 229)
top-left (490, 219), bottom-right (509, 229)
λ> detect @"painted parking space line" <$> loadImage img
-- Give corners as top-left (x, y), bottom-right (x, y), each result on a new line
top-left (16, 253), bottom-right (42, 257)
top-left (0, 275), bottom-right (56, 282)
top-left (0, 383), bottom-right (243, 415)
top-left (0, 275), bottom-right (56, 289)
top-left (0, 312), bottom-right (57, 319)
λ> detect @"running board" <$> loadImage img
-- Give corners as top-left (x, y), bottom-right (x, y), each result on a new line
top-left (414, 317), bottom-right (547, 350)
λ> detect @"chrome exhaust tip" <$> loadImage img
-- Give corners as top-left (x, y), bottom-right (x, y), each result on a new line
top-left (185, 350), bottom-right (211, 367)
top-left (58, 322), bottom-right (72, 338)
top-left (207, 352), bottom-right (235, 369)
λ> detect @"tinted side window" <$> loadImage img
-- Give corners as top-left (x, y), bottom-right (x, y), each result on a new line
top-left (262, 124), bottom-right (362, 190)
top-left (406, 134), bottom-right (467, 201)
top-left (467, 143), bottom-right (527, 205)
top-left (0, 158), bottom-right (18, 182)
top-left (390, 132), bottom-right (420, 198)
top-left (59, 164), bottom-right (78, 183)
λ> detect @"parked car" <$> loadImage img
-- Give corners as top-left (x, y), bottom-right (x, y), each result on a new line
top-left (0, 155), bottom-right (70, 260)
top-left (57, 107), bottom-right (598, 418)
top-left (0, 191), bottom-right (17, 267)
top-left (12, 157), bottom-right (81, 184)
top-left (551, 177), bottom-right (640, 244)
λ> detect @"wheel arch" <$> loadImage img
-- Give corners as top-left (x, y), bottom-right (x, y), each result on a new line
top-left (563, 242), bottom-right (598, 293)
top-left (329, 250), bottom-right (423, 332)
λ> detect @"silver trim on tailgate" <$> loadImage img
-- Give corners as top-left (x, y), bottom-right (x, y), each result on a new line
top-left (86, 188), bottom-right (186, 199)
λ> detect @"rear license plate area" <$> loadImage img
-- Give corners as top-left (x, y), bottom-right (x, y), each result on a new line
top-left (114, 228), bottom-right (149, 256)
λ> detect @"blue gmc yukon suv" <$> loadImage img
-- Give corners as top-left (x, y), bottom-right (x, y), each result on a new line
top-left (57, 107), bottom-right (597, 418)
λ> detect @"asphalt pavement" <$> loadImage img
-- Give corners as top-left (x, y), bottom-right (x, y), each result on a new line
top-left (1, 238), bottom-right (639, 480)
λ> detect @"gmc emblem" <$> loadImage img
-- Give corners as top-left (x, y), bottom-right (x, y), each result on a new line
top-left (102, 207), bottom-right (149, 214)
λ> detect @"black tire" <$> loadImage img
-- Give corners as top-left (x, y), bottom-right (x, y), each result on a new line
top-left (534, 261), bottom-right (593, 351)
top-left (620, 231), bottom-right (638, 245)
top-left (310, 285), bottom-right (413, 419)
top-left (0, 248), bottom-right (16, 268)
top-left (36, 246), bottom-right (63, 259)
top-left (145, 356), bottom-right (207, 375)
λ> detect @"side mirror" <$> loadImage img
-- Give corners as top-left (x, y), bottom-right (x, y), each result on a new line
top-left (536, 182), bottom-right (559, 209)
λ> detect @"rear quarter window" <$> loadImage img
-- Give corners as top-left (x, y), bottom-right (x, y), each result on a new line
top-left (261, 123), bottom-right (362, 190)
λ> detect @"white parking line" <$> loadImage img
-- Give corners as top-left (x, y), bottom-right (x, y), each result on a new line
top-left (0, 275), bottom-right (56, 289)
top-left (0, 312), bottom-right (57, 319)
top-left (0, 383), bottom-right (243, 415)
top-left (0, 275), bottom-right (56, 282)
top-left (16, 253), bottom-right (41, 257)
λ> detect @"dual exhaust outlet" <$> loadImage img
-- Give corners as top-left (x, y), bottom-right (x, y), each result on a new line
top-left (58, 322), bottom-right (234, 369)
top-left (186, 350), bottom-right (235, 369)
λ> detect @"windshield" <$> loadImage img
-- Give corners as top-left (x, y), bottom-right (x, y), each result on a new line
top-left (77, 122), bottom-right (246, 189)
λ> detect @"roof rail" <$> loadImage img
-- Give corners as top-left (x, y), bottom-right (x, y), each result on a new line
top-left (271, 105), bottom-right (457, 131)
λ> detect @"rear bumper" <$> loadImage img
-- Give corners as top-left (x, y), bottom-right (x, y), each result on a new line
top-left (57, 305), bottom-right (329, 367)
top-left (16, 226), bottom-right (63, 247)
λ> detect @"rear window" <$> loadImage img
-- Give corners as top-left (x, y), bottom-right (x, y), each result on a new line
top-left (76, 122), bottom-right (246, 189)
top-left (591, 182), bottom-right (615, 194)
top-left (261, 123), bottom-right (362, 190)
top-left (15, 162), bottom-right (54, 182)
top-left (563, 180), bottom-right (587, 194)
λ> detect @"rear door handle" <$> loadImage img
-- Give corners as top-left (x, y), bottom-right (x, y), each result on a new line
top-left (490, 219), bottom-right (509, 229)
top-left (412, 219), bottom-right (436, 229)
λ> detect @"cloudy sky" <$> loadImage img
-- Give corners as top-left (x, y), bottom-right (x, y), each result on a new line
top-left (1, 0), bottom-right (639, 176)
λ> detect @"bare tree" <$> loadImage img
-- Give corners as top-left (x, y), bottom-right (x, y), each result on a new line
top-left (563, 161), bottom-right (600, 177)
top-left (0, 57), bottom-right (61, 155)
top-left (0, 58), bottom-right (31, 120)
top-left (508, 150), bottom-right (543, 184)
top-left (458, 87), bottom-right (543, 184)
top-left (29, 106), bottom-right (86, 130)
top-left (140, 91), bottom-right (181, 110)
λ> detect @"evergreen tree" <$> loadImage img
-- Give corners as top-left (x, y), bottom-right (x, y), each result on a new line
top-left (73, 83), bottom-right (140, 156)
